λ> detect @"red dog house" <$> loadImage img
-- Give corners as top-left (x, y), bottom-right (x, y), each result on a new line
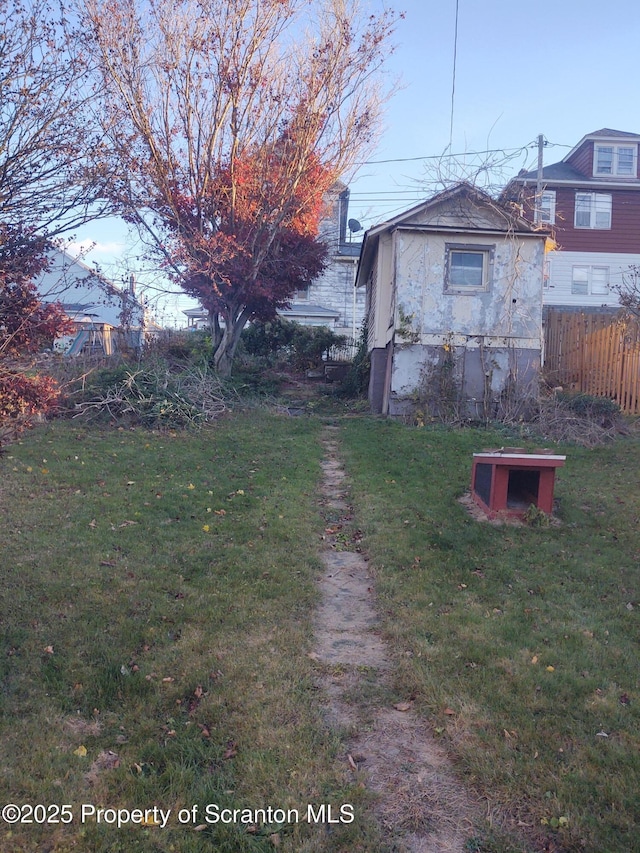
top-left (471, 449), bottom-right (566, 518)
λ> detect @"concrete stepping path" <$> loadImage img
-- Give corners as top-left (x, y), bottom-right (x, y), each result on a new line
top-left (312, 425), bottom-right (480, 853)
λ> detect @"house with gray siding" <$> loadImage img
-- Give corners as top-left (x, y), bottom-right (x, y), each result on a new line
top-left (38, 247), bottom-right (152, 354)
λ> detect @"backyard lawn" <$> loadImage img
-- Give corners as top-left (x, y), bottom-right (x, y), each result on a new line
top-left (0, 412), bottom-right (638, 852)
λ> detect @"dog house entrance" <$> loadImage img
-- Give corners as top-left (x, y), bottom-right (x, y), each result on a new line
top-left (507, 469), bottom-right (540, 510)
top-left (471, 450), bottom-right (565, 518)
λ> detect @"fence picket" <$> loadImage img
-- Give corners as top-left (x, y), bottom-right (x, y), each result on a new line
top-left (545, 311), bottom-right (640, 414)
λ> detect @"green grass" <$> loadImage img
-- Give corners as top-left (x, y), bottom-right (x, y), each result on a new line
top-left (339, 419), bottom-right (640, 853)
top-left (0, 414), bottom-right (373, 853)
top-left (2, 412), bottom-right (639, 853)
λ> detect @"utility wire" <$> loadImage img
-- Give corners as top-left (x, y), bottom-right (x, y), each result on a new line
top-left (361, 144), bottom-right (533, 166)
top-left (449, 0), bottom-right (460, 150)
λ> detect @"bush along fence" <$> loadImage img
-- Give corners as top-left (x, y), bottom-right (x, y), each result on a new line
top-left (545, 310), bottom-right (640, 414)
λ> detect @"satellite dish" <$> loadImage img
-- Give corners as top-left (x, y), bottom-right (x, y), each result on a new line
top-left (348, 218), bottom-right (362, 233)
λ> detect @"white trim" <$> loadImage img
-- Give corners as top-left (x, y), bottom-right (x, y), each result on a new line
top-left (574, 192), bottom-right (611, 229)
top-left (540, 190), bottom-right (556, 224)
top-left (594, 143), bottom-right (638, 177)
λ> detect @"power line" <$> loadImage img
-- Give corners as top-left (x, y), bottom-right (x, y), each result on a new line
top-left (449, 0), bottom-right (460, 149)
top-left (359, 140), bottom-right (572, 167)
top-left (361, 144), bottom-right (534, 166)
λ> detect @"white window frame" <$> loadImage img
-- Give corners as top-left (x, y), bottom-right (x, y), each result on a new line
top-left (444, 243), bottom-right (494, 293)
top-left (574, 192), bottom-right (612, 229)
top-left (571, 265), bottom-right (610, 296)
top-left (539, 190), bottom-right (556, 224)
top-left (594, 144), bottom-right (637, 177)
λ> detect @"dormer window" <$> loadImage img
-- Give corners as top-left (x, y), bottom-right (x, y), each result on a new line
top-left (594, 144), bottom-right (637, 177)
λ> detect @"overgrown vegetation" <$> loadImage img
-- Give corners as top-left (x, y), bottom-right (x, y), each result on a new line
top-left (240, 319), bottom-right (347, 372)
top-left (64, 359), bottom-right (232, 428)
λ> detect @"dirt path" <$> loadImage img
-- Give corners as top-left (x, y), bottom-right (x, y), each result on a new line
top-left (313, 425), bottom-right (480, 852)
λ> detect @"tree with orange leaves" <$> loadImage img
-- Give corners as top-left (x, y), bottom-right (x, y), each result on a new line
top-left (83, 0), bottom-right (399, 374)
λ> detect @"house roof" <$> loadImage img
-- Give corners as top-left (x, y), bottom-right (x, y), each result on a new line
top-left (38, 246), bottom-right (150, 329)
top-left (363, 182), bottom-right (536, 236)
top-left (280, 303), bottom-right (340, 320)
top-left (513, 160), bottom-right (593, 183)
top-left (355, 182), bottom-right (541, 287)
top-left (510, 128), bottom-right (640, 188)
top-left (565, 127), bottom-right (640, 154)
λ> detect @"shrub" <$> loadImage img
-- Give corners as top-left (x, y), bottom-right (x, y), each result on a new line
top-left (240, 319), bottom-right (346, 371)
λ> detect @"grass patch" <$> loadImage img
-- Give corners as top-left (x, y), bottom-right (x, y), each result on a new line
top-left (339, 420), bottom-right (640, 853)
top-left (0, 414), bottom-right (370, 853)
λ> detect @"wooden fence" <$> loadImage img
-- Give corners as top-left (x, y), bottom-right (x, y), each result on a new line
top-left (544, 311), bottom-right (640, 414)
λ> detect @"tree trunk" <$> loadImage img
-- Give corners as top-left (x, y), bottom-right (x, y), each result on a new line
top-left (211, 308), bottom-right (251, 377)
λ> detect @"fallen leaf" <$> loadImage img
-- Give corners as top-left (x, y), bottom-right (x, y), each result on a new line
top-left (347, 753), bottom-right (358, 770)
top-left (394, 701), bottom-right (411, 712)
top-left (74, 745), bottom-right (87, 757)
top-left (223, 741), bottom-right (238, 759)
top-left (531, 655), bottom-right (539, 664)
top-left (546, 665), bottom-right (555, 672)
top-left (43, 645), bottom-right (54, 655)
top-left (162, 677), bottom-right (174, 683)
top-left (444, 707), bottom-right (456, 716)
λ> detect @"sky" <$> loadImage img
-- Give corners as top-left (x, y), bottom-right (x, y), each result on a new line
top-left (71, 0), bottom-right (640, 325)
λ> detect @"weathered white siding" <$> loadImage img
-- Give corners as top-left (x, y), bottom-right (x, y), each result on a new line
top-left (393, 230), bottom-right (543, 341)
top-left (544, 250), bottom-right (638, 309)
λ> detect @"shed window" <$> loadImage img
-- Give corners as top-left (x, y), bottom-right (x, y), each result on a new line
top-left (445, 244), bottom-right (493, 293)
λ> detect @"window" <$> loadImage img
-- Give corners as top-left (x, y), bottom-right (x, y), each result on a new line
top-left (574, 192), bottom-right (611, 229)
top-left (539, 190), bottom-right (556, 224)
top-left (445, 244), bottom-right (493, 292)
top-left (594, 144), bottom-right (637, 177)
top-left (295, 282), bottom-right (310, 301)
top-left (571, 265), bottom-right (609, 296)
